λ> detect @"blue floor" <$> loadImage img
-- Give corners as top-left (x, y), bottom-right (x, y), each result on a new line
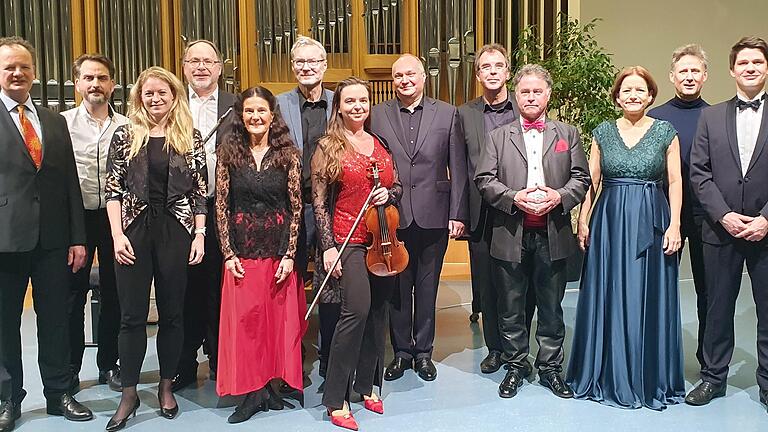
top-left (13, 248), bottom-right (768, 431)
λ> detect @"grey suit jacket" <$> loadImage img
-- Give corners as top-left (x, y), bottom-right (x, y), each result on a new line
top-left (370, 96), bottom-right (469, 229)
top-left (475, 119), bottom-right (589, 263)
top-left (276, 87), bottom-right (335, 151)
top-left (690, 97), bottom-right (768, 246)
top-left (457, 96), bottom-right (519, 232)
top-left (0, 102), bottom-right (85, 252)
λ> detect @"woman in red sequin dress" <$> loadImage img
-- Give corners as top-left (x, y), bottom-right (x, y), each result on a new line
top-left (312, 77), bottom-right (402, 430)
top-left (214, 86), bottom-right (306, 423)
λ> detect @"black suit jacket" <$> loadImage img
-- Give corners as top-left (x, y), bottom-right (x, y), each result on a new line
top-left (457, 96), bottom-right (519, 233)
top-left (215, 90), bottom-right (236, 149)
top-left (370, 96), bottom-right (469, 229)
top-left (690, 97), bottom-right (768, 246)
top-left (0, 102), bottom-right (86, 252)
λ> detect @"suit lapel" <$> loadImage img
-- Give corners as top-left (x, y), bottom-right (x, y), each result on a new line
top-left (541, 120), bottom-right (557, 157)
top-left (746, 100), bottom-right (768, 174)
top-left (508, 120), bottom-right (527, 164)
top-left (287, 91), bottom-right (303, 150)
top-left (324, 89), bottom-right (334, 121)
top-left (385, 100), bottom-right (409, 155)
top-left (413, 98), bottom-right (437, 155)
top-left (36, 106), bottom-right (49, 166)
top-left (725, 97), bottom-right (742, 172)
top-left (470, 98), bottom-right (486, 150)
top-left (0, 104), bottom-right (28, 164)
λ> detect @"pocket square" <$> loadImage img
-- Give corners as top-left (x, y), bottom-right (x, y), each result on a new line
top-left (554, 139), bottom-right (569, 153)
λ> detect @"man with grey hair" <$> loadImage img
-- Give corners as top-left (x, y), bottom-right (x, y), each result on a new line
top-left (276, 35), bottom-right (336, 378)
top-left (476, 64), bottom-right (589, 399)
top-left (648, 43), bottom-right (710, 369)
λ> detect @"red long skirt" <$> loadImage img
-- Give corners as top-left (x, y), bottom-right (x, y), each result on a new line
top-left (216, 258), bottom-right (307, 396)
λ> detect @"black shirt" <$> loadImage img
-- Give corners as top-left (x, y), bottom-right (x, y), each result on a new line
top-left (147, 136), bottom-right (169, 208)
top-left (483, 96), bottom-right (517, 133)
top-left (398, 98), bottom-right (425, 153)
top-left (298, 88), bottom-right (329, 203)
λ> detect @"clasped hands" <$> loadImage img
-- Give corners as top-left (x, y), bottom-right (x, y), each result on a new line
top-left (721, 212), bottom-right (768, 242)
top-left (514, 186), bottom-right (562, 216)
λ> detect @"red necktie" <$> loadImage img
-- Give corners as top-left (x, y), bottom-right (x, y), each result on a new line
top-left (522, 118), bottom-right (545, 133)
top-left (17, 105), bottom-right (42, 168)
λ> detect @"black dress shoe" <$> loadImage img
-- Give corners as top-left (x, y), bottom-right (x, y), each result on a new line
top-left (46, 393), bottom-right (93, 421)
top-left (170, 372), bottom-right (197, 392)
top-left (384, 357), bottom-right (412, 381)
top-left (539, 371), bottom-right (573, 398)
top-left (227, 391), bottom-right (267, 424)
top-left (414, 358), bottom-right (437, 381)
top-left (480, 351), bottom-right (503, 374)
top-left (105, 398), bottom-right (140, 432)
top-left (158, 392), bottom-right (179, 419)
top-left (0, 400), bottom-right (20, 432)
top-left (685, 381), bottom-right (726, 406)
top-left (498, 367), bottom-right (524, 399)
top-left (469, 312), bottom-right (480, 323)
top-left (99, 369), bottom-right (123, 392)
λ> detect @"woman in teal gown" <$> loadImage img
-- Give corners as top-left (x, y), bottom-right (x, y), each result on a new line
top-left (566, 66), bottom-right (685, 410)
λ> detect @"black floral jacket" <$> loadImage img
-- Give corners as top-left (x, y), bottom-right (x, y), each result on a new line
top-left (105, 125), bottom-right (208, 234)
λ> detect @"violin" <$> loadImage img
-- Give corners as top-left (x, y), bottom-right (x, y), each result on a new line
top-left (364, 160), bottom-right (409, 277)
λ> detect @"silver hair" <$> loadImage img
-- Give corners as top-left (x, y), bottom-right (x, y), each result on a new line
top-left (670, 44), bottom-right (708, 71)
top-left (290, 36), bottom-right (327, 60)
top-left (512, 64), bottom-right (553, 88)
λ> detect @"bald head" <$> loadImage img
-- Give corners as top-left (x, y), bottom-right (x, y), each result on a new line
top-left (392, 54), bottom-right (426, 104)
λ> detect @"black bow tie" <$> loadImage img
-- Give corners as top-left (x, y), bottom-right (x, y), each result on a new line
top-left (736, 98), bottom-right (763, 111)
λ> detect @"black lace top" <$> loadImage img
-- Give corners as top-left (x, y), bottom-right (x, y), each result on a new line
top-left (215, 147), bottom-right (302, 261)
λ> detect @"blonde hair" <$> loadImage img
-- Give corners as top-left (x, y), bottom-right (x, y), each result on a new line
top-left (317, 77), bottom-right (372, 183)
top-left (127, 66), bottom-right (194, 159)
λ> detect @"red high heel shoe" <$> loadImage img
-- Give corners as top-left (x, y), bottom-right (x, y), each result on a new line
top-left (363, 398), bottom-right (384, 414)
top-left (327, 408), bottom-right (359, 431)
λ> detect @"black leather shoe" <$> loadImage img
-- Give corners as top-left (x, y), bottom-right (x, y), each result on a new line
top-left (685, 381), bottom-right (726, 406)
top-left (539, 371), bottom-right (573, 398)
top-left (469, 312), bottom-right (480, 323)
top-left (46, 393), bottom-right (93, 421)
top-left (227, 392), bottom-right (267, 424)
top-left (499, 368), bottom-right (524, 399)
top-left (384, 357), bottom-right (412, 381)
top-left (158, 392), bottom-right (179, 419)
top-left (480, 351), bottom-right (503, 374)
top-left (170, 372), bottom-right (196, 392)
top-left (105, 398), bottom-right (139, 431)
top-left (99, 369), bottom-right (123, 392)
top-left (0, 400), bottom-right (20, 432)
top-left (414, 358), bottom-right (437, 381)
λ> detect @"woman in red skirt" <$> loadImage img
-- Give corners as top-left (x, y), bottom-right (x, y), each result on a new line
top-left (214, 86), bottom-right (306, 423)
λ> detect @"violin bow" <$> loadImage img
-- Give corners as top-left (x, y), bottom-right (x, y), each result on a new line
top-left (200, 106), bottom-right (234, 145)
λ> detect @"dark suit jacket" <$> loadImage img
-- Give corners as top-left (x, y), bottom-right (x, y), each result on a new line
top-left (457, 96), bottom-right (519, 233)
top-left (215, 90), bottom-right (237, 149)
top-left (0, 102), bottom-right (85, 252)
top-left (370, 96), bottom-right (469, 229)
top-left (690, 97), bottom-right (768, 246)
top-left (475, 119), bottom-right (590, 263)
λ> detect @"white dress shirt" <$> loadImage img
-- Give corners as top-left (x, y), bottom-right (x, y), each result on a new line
top-left (1, 90), bottom-right (42, 140)
top-left (189, 86), bottom-right (219, 197)
top-left (736, 91), bottom-right (765, 176)
top-left (61, 104), bottom-right (129, 209)
top-left (521, 116), bottom-right (547, 201)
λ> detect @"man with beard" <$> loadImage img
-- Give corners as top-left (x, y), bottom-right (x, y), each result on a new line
top-left (277, 36), bottom-right (335, 378)
top-left (173, 39), bottom-right (236, 391)
top-left (61, 54), bottom-right (128, 393)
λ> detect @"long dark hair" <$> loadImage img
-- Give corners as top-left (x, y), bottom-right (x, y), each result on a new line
top-left (218, 86), bottom-right (298, 170)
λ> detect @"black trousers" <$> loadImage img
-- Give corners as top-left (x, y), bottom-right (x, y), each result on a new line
top-left (318, 303), bottom-right (341, 364)
top-left (115, 210), bottom-right (191, 387)
top-left (701, 239), bottom-right (768, 390)
top-left (493, 229), bottom-right (567, 373)
top-left (680, 215), bottom-right (707, 368)
top-left (178, 200), bottom-right (222, 376)
top-left (68, 208), bottom-right (120, 374)
top-left (390, 225), bottom-right (449, 360)
top-left (323, 245), bottom-right (394, 409)
top-left (469, 233), bottom-right (536, 353)
top-left (0, 245), bottom-right (73, 402)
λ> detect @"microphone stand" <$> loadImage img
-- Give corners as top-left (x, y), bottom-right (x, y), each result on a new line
top-left (304, 185), bottom-right (378, 321)
top-left (201, 106), bottom-right (234, 144)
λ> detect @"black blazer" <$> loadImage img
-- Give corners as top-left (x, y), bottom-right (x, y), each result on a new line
top-left (457, 96), bottom-right (519, 233)
top-left (370, 96), bottom-right (469, 229)
top-left (215, 90), bottom-right (236, 149)
top-left (690, 97), bottom-right (768, 246)
top-left (0, 103), bottom-right (85, 252)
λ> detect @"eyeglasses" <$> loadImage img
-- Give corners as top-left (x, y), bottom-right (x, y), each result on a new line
top-left (292, 58), bottom-right (326, 68)
top-left (478, 63), bottom-right (508, 73)
top-left (184, 58), bottom-right (221, 68)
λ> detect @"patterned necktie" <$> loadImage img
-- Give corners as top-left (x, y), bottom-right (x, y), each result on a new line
top-left (17, 105), bottom-right (42, 168)
top-left (522, 118), bottom-right (546, 132)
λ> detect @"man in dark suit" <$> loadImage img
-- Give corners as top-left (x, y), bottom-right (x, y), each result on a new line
top-left (475, 64), bottom-right (589, 399)
top-left (457, 43), bottom-right (536, 374)
top-left (173, 39), bottom-right (236, 391)
top-left (687, 36), bottom-right (768, 411)
top-left (371, 54), bottom-right (469, 382)
top-left (0, 36), bottom-right (94, 431)
top-left (276, 35), bottom-right (336, 377)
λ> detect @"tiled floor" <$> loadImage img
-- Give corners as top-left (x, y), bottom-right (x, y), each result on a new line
top-left (11, 248), bottom-right (768, 431)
